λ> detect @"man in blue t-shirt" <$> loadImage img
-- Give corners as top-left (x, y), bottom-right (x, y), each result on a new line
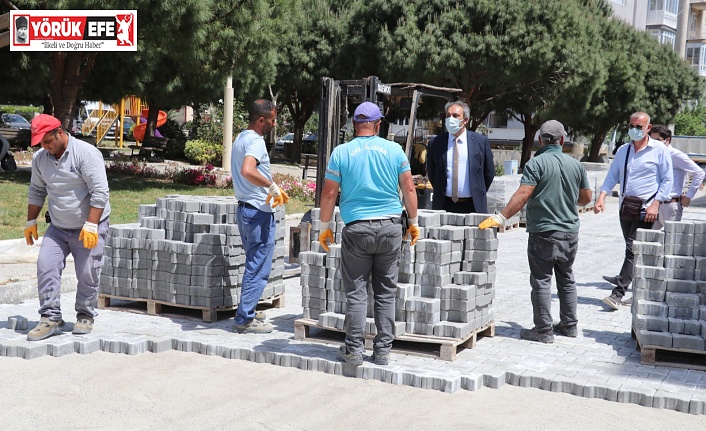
top-left (318, 102), bottom-right (419, 366)
top-left (231, 99), bottom-right (289, 334)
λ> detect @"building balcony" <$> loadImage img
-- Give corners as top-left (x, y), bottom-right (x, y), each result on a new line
top-left (647, 10), bottom-right (678, 29)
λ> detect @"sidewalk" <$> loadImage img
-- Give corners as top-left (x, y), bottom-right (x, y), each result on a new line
top-left (1, 194), bottom-right (706, 415)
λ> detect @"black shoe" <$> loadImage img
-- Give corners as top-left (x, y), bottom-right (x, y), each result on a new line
top-left (602, 275), bottom-right (619, 286)
top-left (602, 294), bottom-right (621, 310)
top-left (520, 327), bottom-right (554, 344)
top-left (336, 346), bottom-right (363, 366)
top-left (553, 322), bottom-right (578, 337)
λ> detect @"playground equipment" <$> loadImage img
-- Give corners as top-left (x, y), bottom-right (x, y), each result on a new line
top-left (132, 108), bottom-right (167, 142)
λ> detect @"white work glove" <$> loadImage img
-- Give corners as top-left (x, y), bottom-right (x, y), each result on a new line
top-left (268, 182), bottom-right (282, 197)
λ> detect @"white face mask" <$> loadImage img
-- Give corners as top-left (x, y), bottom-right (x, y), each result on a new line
top-left (445, 117), bottom-right (463, 135)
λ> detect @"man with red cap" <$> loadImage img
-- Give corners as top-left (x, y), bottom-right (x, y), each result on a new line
top-left (24, 114), bottom-right (111, 341)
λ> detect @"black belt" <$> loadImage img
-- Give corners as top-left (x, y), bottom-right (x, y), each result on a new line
top-left (445, 196), bottom-right (471, 203)
top-left (347, 217), bottom-right (402, 227)
top-left (238, 201), bottom-right (258, 210)
top-left (660, 197), bottom-right (680, 204)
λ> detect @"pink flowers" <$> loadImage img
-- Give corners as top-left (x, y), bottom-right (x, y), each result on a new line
top-left (272, 173), bottom-right (316, 201)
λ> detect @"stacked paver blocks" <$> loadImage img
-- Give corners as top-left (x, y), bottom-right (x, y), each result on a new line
top-left (301, 208), bottom-right (497, 342)
top-left (632, 221), bottom-right (706, 352)
top-left (99, 195), bottom-right (286, 310)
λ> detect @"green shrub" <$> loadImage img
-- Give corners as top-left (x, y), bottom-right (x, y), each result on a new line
top-left (0, 105), bottom-right (42, 120)
top-left (494, 163), bottom-right (504, 176)
top-left (160, 118), bottom-right (187, 160)
top-left (184, 139), bottom-right (222, 166)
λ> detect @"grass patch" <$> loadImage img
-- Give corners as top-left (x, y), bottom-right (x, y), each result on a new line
top-left (0, 170), bottom-right (313, 241)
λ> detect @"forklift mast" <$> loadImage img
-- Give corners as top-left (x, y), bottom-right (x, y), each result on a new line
top-left (315, 76), bottom-right (462, 207)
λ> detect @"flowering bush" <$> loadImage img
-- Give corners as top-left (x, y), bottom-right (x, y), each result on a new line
top-left (272, 173), bottom-right (316, 201)
top-left (173, 164), bottom-right (217, 186)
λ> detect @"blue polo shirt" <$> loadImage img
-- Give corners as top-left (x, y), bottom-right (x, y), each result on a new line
top-left (325, 135), bottom-right (410, 224)
top-left (231, 129), bottom-right (273, 213)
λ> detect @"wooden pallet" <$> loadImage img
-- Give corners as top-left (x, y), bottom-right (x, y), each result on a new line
top-left (636, 337), bottom-right (706, 371)
top-left (294, 318), bottom-right (495, 361)
top-left (98, 293), bottom-right (284, 323)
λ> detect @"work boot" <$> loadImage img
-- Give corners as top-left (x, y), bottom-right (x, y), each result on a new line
top-left (372, 351), bottom-right (390, 366)
top-left (553, 322), bottom-right (578, 338)
top-left (233, 319), bottom-right (273, 334)
top-left (72, 314), bottom-right (94, 335)
top-left (27, 317), bottom-right (65, 341)
top-left (520, 327), bottom-right (554, 344)
top-left (602, 275), bottom-right (619, 286)
top-left (255, 310), bottom-right (266, 321)
top-left (336, 346), bottom-right (363, 366)
top-left (603, 294), bottom-right (621, 311)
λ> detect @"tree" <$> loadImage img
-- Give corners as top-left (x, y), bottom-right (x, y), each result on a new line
top-left (272, 0), bottom-right (349, 163)
top-left (674, 104), bottom-right (706, 136)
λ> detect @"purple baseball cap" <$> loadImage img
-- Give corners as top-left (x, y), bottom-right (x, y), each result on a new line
top-left (353, 102), bottom-right (383, 123)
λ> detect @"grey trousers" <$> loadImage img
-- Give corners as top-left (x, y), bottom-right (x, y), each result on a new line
top-left (341, 219), bottom-right (402, 356)
top-left (527, 231), bottom-right (579, 333)
top-left (653, 201), bottom-right (682, 230)
top-left (614, 218), bottom-right (653, 298)
top-left (36, 218), bottom-right (109, 321)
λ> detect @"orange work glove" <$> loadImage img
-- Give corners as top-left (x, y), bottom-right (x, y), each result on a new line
top-left (78, 221), bottom-right (99, 249)
top-left (265, 182), bottom-right (290, 208)
top-left (404, 216), bottom-right (420, 246)
top-left (24, 220), bottom-right (38, 246)
top-left (479, 214), bottom-right (507, 230)
top-left (318, 221), bottom-right (334, 252)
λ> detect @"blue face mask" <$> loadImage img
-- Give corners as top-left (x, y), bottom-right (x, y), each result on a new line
top-left (628, 127), bottom-right (644, 141)
top-left (445, 117), bottom-right (463, 135)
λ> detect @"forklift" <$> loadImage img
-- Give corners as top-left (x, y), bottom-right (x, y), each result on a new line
top-left (315, 76), bottom-right (463, 209)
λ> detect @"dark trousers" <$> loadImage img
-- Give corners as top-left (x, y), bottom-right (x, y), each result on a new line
top-left (527, 231), bottom-right (579, 332)
top-left (614, 218), bottom-right (653, 298)
top-left (442, 197), bottom-right (476, 213)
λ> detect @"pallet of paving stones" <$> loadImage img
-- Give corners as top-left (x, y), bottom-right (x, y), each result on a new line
top-left (630, 220), bottom-right (706, 371)
top-left (97, 195), bottom-right (287, 322)
top-left (98, 292), bottom-right (284, 323)
top-left (294, 317), bottom-right (495, 361)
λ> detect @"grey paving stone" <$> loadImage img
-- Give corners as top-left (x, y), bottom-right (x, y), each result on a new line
top-left (48, 340), bottom-right (76, 357)
top-left (483, 371), bottom-right (506, 389)
top-left (74, 339), bottom-right (101, 354)
top-left (652, 390), bottom-right (693, 412)
top-left (617, 385), bottom-right (655, 407)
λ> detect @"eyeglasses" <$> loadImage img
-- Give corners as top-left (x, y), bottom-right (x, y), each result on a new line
top-left (628, 124), bottom-right (645, 130)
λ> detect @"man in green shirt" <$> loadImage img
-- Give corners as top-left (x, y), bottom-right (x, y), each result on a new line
top-left (480, 120), bottom-right (592, 343)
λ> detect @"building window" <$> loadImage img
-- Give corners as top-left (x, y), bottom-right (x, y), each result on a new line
top-left (611, 0), bottom-right (625, 5)
top-left (686, 45), bottom-right (706, 75)
top-left (649, 29), bottom-right (676, 48)
top-left (649, 0), bottom-right (680, 14)
top-left (488, 112), bottom-right (508, 129)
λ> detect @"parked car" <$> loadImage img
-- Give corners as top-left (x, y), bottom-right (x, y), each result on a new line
top-left (275, 132), bottom-right (294, 152)
top-left (106, 116), bottom-right (135, 140)
top-left (0, 113), bottom-right (31, 148)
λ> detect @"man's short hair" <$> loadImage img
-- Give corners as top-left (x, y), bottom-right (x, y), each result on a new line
top-left (650, 124), bottom-right (672, 141)
top-left (248, 99), bottom-right (276, 123)
top-left (444, 100), bottom-right (470, 120)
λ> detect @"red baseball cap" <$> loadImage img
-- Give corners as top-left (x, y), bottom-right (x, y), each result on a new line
top-left (31, 114), bottom-right (61, 146)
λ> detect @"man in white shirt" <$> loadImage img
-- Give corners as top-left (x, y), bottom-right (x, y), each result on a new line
top-left (649, 125), bottom-right (704, 229)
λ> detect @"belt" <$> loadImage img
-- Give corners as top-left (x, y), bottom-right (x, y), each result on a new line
top-left (445, 196), bottom-right (471, 203)
top-left (238, 201), bottom-right (258, 210)
top-left (660, 197), bottom-right (680, 204)
top-left (347, 217), bottom-right (402, 226)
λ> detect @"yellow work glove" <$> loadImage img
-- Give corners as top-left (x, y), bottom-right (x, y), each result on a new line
top-left (404, 216), bottom-right (420, 246)
top-left (24, 219), bottom-right (38, 246)
top-left (318, 221), bottom-right (334, 252)
top-left (78, 221), bottom-right (99, 249)
top-left (413, 143), bottom-right (427, 164)
top-left (479, 213), bottom-right (507, 230)
top-left (265, 182), bottom-right (290, 208)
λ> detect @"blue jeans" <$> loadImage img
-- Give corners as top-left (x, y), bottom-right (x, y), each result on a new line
top-left (235, 204), bottom-right (275, 326)
top-left (37, 218), bottom-right (110, 321)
